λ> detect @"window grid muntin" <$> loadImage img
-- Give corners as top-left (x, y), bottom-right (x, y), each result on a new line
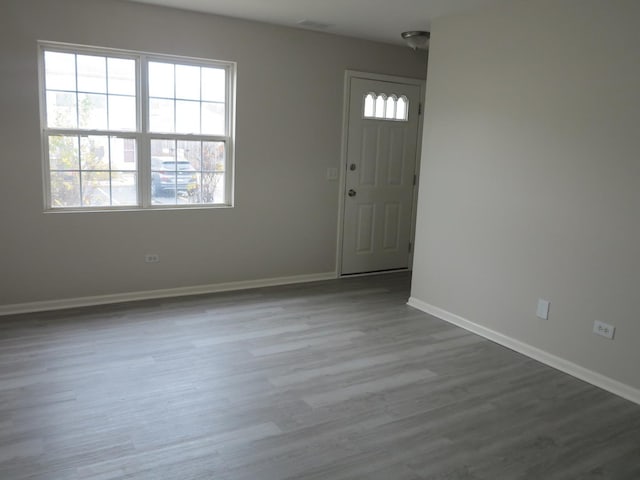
top-left (40, 42), bottom-right (235, 210)
top-left (149, 138), bottom-right (226, 206)
top-left (44, 50), bottom-right (137, 132)
top-left (147, 60), bottom-right (227, 136)
top-left (46, 133), bottom-right (139, 208)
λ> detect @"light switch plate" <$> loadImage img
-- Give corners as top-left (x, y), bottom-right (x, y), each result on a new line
top-left (326, 167), bottom-right (338, 180)
top-left (536, 299), bottom-right (550, 320)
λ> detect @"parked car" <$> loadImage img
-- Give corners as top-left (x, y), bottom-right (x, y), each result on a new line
top-left (151, 157), bottom-right (197, 196)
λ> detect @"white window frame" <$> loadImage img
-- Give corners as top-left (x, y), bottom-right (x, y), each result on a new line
top-left (38, 41), bottom-right (236, 211)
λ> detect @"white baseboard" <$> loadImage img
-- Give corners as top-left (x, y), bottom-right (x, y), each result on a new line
top-left (407, 297), bottom-right (640, 406)
top-left (0, 272), bottom-right (338, 316)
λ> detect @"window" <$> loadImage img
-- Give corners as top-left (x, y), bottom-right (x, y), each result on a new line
top-left (40, 43), bottom-right (235, 209)
top-left (362, 92), bottom-right (408, 121)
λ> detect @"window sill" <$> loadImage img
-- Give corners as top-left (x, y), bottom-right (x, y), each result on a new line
top-left (43, 204), bottom-right (234, 214)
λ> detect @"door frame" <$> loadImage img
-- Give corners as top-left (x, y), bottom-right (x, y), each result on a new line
top-left (336, 70), bottom-right (426, 277)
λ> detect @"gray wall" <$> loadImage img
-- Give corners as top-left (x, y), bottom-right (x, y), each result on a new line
top-left (0, 0), bottom-right (426, 306)
top-left (412, 0), bottom-right (640, 389)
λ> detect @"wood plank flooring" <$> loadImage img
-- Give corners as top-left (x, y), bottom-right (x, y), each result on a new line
top-left (0, 272), bottom-right (639, 479)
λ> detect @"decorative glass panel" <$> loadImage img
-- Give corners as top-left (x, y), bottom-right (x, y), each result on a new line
top-left (363, 92), bottom-right (409, 122)
top-left (375, 95), bottom-right (386, 118)
top-left (364, 93), bottom-right (375, 117)
top-left (396, 96), bottom-right (408, 121)
top-left (385, 95), bottom-right (396, 119)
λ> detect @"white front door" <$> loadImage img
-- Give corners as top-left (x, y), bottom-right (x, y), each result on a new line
top-left (341, 76), bottom-right (422, 275)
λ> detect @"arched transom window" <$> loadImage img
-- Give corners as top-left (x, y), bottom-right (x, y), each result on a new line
top-left (363, 92), bottom-right (409, 121)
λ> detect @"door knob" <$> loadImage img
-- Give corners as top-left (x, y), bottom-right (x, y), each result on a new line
top-left (350, 163), bottom-right (357, 171)
top-left (348, 189), bottom-right (357, 197)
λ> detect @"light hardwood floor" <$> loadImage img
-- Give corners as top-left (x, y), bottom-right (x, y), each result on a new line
top-left (1, 273), bottom-right (639, 479)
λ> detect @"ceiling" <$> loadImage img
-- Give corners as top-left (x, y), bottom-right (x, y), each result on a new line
top-left (125, 0), bottom-right (501, 46)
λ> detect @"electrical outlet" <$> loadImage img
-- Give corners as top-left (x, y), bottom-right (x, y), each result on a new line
top-left (144, 254), bottom-right (160, 263)
top-left (593, 320), bottom-right (615, 340)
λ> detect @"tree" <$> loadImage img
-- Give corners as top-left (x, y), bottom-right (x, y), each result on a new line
top-left (49, 95), bottom-right (110, 207)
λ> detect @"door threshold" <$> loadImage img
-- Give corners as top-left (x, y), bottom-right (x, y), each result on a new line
top-left (339, 268), bottom-right (410, 278)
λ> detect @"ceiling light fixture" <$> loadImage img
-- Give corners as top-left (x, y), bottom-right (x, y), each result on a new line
top-left (401, 31), bottom-right (430, 51)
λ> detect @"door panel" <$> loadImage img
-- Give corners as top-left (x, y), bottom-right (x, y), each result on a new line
top-left (383, 203), bottom-right (401, 250)
top-left (387, 127), bottom-right (405, 185)
top-left (359, 125), bottom-right (378, 186)
top-left (356, 204), bottom-right (375, 253)
top-left (341, 77), bottom-right (421, 275)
